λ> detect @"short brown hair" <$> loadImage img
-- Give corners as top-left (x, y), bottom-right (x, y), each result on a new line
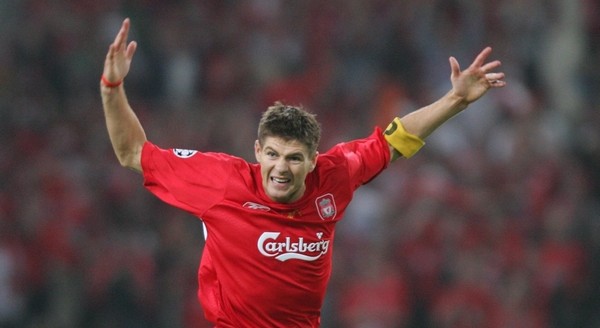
top-left (257, 101), bottom-right (321, 154)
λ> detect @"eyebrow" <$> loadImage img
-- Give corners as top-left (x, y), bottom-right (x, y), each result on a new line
top-left (264, 146), bottom-right (306, 159)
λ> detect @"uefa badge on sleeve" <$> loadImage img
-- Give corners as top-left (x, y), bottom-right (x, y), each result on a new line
top-left (315, 194), bottom-right (336, 220)
top-left (173, 148), bottom-right (198, 158)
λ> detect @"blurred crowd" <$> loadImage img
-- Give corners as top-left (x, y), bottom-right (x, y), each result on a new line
top-left (1, 0), bottom-right (600, 327)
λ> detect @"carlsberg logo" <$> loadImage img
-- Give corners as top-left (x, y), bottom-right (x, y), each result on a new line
top-left (257, 232), bottom-right (330, 262)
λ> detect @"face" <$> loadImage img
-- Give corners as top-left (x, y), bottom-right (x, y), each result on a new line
top-left (255, 136), bottom-right (317, 203)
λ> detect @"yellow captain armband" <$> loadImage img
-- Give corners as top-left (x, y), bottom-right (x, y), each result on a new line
top-left (384, 117), bottom-right (425, 158)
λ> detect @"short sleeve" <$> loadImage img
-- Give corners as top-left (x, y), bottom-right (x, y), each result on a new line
top-left (141, 141), bottom-right (234, 216)
top-left (326, 127), bottom-right (391, 189)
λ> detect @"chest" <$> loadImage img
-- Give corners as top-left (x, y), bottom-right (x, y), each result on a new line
top-left (200, 192), bottom-right (348, 265)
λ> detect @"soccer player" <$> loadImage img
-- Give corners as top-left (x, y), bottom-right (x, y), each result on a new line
top-left (100, 18), bottom-right (505, 327)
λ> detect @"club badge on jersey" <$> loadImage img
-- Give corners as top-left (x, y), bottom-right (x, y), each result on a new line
top-left (315, 194), bottom-right (336, 220)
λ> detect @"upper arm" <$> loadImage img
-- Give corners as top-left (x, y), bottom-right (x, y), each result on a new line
top-left (142, 144), bottom-right (234, 216)
top-left (383, 117), bottom-right (425, 160)
top-left (116, 142), bottom-right (144, 173)
top-left (335, 129), bottom-right (391, 187)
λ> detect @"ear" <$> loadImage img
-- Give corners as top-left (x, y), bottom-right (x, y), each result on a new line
top-left (309, 151), bottom-right (319, 172)
top-left (254, 140), bottom-right (261, 162)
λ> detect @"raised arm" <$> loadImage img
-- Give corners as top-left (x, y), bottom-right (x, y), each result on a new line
top-left (386, 47), bottom-right (506, 161)
top-left (100, 18), bottom-right (146, 173)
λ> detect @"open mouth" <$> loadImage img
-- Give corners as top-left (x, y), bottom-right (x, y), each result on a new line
top-left (271, 177), bottom-right (291, 184)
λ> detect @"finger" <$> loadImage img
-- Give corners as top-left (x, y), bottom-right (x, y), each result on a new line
top-left (449, 56), bottom-right (461, 78)
top-left (113, 18), bottom-right (131, 49)
top-left (489, 80), bottom-right (506, 87)
top-left (486, 72), bottom-right (506, 87)
top-left (481, 60), bottom-right (502, 73)
top-left (126, 41), bottom-right (138, 60)
top-left (485, 72), bottom-right (505, 81)
top-left (470, 46), bottom-right (492, 68)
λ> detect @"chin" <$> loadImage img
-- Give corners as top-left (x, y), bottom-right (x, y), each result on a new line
top-left (267, 190), bottom-right (293, 203)
top-left (269, 194), bottom-right (291, 203)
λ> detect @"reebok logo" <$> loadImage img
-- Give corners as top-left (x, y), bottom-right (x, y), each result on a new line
top-left (257, 232), bottom-right (330, 262)
top-left (243, 202), bottom-right (271, 211)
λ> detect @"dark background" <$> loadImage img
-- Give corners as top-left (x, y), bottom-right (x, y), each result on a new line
top-left (1, 0), bottom-right (600, 327)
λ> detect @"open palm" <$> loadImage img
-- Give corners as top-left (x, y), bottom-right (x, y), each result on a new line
top-left (102, 18), bottom-right (137, 84)
top-left (449, 47), bottom-right (505, 104)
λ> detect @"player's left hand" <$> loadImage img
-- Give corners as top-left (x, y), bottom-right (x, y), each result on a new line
top-left (449, 47), bottom-right (506, 105)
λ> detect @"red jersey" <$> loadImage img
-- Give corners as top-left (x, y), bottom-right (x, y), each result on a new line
top-left (141, 128), bottom-right (390, 327)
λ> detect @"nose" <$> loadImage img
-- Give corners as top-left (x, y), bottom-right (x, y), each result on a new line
top-left (274, 158), bottom-right (289, 173)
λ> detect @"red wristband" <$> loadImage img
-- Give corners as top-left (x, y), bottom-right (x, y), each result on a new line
top-left (101, 75), bottom-right (122, 88)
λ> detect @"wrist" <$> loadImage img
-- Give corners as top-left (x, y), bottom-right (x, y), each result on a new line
top-left (101, 75), bottom-right (123, 88)
top-left (446, 91), bottom-right (469, 112)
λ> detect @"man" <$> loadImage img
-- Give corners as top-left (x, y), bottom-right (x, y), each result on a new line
top-left (100, 18), bottom-right (505, 327)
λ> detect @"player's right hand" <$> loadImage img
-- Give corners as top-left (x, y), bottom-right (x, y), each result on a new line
top-left (102, 18), bottom-right (137, 84)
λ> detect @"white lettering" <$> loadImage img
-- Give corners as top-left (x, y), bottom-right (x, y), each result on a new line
top-left (257, 232), bottom-right (330, 262)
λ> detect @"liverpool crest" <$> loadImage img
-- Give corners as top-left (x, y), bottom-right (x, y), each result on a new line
top-left (315, 194), bottom-right (337, 220)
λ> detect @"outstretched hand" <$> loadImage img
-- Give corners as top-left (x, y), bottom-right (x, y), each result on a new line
top-left (449, 47), bottom-right (505, 105)
top-left (102, 18), bottom-right (137, 84)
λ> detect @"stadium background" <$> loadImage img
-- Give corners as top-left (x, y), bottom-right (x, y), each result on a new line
top-left (1, 0), bottom-right (599, 327)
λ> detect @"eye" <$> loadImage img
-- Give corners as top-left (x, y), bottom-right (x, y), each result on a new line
top-left (288, 156), bottom-right (303, 164)
top-left (266, 150), bottom-right (278, 158)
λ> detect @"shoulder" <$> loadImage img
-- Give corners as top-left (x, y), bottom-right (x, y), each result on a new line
top-left (320, 128), bottom-right (390, 165)
top-left (144, 142), bottom-right (246, 164)
top-left (142, 141), bottom-right (253, 177)
top-left (316, 129), bottom-right (390, 187)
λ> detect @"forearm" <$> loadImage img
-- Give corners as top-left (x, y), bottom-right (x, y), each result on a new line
top-left (399, 91), bottom-right (467, 139)
top-left (387, 47), bottom-right (505, 161)
top-left (101, 84), bottom-right (147, 172)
